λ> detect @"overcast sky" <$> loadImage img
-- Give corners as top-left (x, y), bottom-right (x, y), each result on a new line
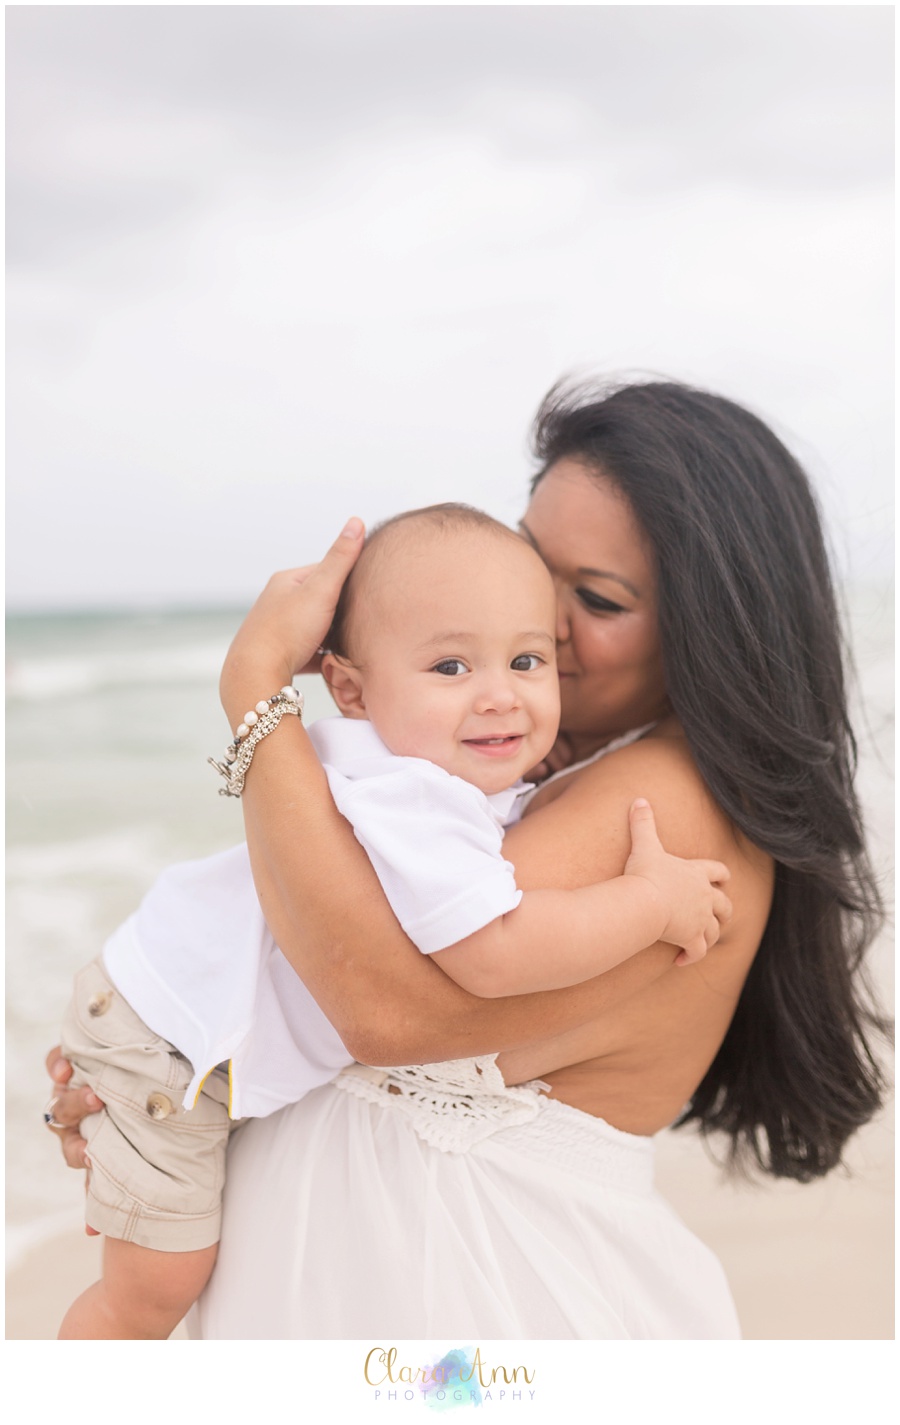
top-left (7, 5), bottom-right (893, 610)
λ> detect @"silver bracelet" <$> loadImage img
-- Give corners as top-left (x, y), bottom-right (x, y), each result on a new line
top-left (208, 686), bottom-right (304, 797)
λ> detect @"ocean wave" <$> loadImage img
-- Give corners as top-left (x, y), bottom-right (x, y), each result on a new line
top-left (6, 641), bottom-right (228, 701)
top-left (6, 827), bottom-right (171, 883)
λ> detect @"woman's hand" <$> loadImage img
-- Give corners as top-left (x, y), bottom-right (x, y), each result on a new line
top-left (44, 1048), bottom-right (103, 1233)
top-left (220, 518), bottom-right (365, 728)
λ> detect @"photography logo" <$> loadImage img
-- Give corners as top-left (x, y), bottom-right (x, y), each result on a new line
top-left (365, 1346), bottom-right (537, 1408)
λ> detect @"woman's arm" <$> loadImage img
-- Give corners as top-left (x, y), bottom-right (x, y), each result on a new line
top-left (220, 526), bottom-right (680, 1065)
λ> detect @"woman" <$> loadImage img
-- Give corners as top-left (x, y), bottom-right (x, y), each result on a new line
top-left (49, 379), bottom-right (886, 1338)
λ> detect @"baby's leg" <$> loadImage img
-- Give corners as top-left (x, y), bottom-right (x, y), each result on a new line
top-left (57, 959), bottom-right (233, 1337)
top-left (59, 1239), bottom-right (218, 1339)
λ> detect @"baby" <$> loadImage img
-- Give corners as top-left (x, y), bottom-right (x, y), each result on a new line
top-left (57, 503), bottom-right (729, 1338)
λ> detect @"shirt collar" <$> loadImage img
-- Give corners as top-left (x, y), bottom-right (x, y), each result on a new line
top-left (307, 716), bottom-right (393, 765)
top-left (485, 781), bottom-right (533, 823)
top-left (309, 717), bottom-right (533, 815)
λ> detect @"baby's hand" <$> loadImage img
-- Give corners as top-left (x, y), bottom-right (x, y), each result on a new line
top-left (624, 800), bottom-right (732, 963)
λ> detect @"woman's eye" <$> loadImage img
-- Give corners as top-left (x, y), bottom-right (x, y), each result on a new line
top-left (576, 588), bottom-right (625, 614)
top-left (432, 659), bottom-right (468, 677)
top-left (510, 654), bottom-right (543, 672)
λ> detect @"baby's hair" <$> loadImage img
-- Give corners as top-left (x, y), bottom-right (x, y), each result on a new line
top-left (326, 503), bottom-right (525, 662)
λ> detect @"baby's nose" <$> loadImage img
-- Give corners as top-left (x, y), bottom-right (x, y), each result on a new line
top-left (473, 676), bottom-right (519, 714)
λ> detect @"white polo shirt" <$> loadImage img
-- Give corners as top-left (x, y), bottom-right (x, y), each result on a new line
top-left (102, 718), bottom-right (529, 1119)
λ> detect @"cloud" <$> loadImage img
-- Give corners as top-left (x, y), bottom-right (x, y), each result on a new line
top-left (6, 6), bottom-right (893, 606)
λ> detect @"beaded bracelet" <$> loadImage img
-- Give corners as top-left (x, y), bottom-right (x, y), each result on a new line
top-left (208, 686), bottom-right (304, 797)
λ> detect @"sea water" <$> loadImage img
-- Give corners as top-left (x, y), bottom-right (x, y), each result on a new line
top-left (5, 590), bottom-right (894, 1263)
top-left (5, 607), bottom-right (339, 1262)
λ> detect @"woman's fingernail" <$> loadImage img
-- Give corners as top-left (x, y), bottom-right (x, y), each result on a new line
top-left (51, 1059), bottom-right (68, 1080)
top-left (341, 517), bottom-right (364, 539)
top-left (85, 1092), bottom-right (103, 1109)
top-left (633, 798), bottom-right (650, 809)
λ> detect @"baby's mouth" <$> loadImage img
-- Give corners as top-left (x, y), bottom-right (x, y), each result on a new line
top-left (462, 734), bottom-right (524, 755)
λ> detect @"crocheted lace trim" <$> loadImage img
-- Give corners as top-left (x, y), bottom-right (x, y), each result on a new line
top-left (484, 1098), bottom-right (656, 1194)
top-left (333, 1056), bottom-right (550, 1154)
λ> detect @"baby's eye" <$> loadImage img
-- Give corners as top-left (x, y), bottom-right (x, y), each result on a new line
top-left (510, 654), bottom-right (543, 672)
top-left (432, 658), bottom-right (469, 677)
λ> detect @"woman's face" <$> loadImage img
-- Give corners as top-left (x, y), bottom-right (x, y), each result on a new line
top-left (520, 459), bottom-right (670, 751)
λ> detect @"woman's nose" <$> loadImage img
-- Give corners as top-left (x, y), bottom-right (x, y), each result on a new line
top-left (555, 589), bottom-right (572, 644)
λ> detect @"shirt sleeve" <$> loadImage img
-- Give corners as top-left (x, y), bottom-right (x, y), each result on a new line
top-left (323, 762), bottom-right (523, 954)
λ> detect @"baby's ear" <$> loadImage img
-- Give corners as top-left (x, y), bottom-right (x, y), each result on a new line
top-left (320, 653), bottom-right (367, 718)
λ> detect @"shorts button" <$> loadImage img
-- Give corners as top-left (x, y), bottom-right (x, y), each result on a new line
top-left (146, 1093), bottom-right (174, 1120)
top-left (87, 991), bottom-right (112, 1017)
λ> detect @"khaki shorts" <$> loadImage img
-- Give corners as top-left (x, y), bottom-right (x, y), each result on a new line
top-left (60, 957), bottom-right (241, 1252)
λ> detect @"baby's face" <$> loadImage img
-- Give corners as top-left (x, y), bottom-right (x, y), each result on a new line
top-left (343, 529), bottom-right (560, 796)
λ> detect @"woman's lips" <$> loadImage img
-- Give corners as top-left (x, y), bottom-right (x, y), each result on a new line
top-left (462, 735), bottom-right (525, 758)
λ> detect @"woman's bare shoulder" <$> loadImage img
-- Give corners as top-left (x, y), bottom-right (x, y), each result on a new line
top-left (504, 727), bottom-right (769, 894)
top-left (572, 732), bottom-right (735, 852)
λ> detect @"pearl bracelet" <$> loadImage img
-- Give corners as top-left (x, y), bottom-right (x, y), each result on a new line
top-left (208, 686), bottom-right (304, 797)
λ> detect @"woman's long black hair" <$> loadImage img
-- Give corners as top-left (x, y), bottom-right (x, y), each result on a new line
top-left (531, 378), bottom-right (889, 1182)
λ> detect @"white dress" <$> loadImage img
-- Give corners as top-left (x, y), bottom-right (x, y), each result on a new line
top-left (191, 1058), bottom-right (741, 1339)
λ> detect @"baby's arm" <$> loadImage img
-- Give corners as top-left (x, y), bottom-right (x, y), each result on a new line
top-left (432, 800), bottom-right (731, 997)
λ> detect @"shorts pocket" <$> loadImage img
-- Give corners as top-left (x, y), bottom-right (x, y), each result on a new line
top-left (65, 958), bottom-right (173, 1052)
top-left (83, 1090), bottom-right (230, 1217)
top-left (61, 959), bottom-right (193, 1102)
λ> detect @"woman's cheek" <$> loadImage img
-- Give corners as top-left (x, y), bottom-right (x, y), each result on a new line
top-left (577, 620), bottom-right (619, 676)
top-left (607, 615), bottom-right (657, 674)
